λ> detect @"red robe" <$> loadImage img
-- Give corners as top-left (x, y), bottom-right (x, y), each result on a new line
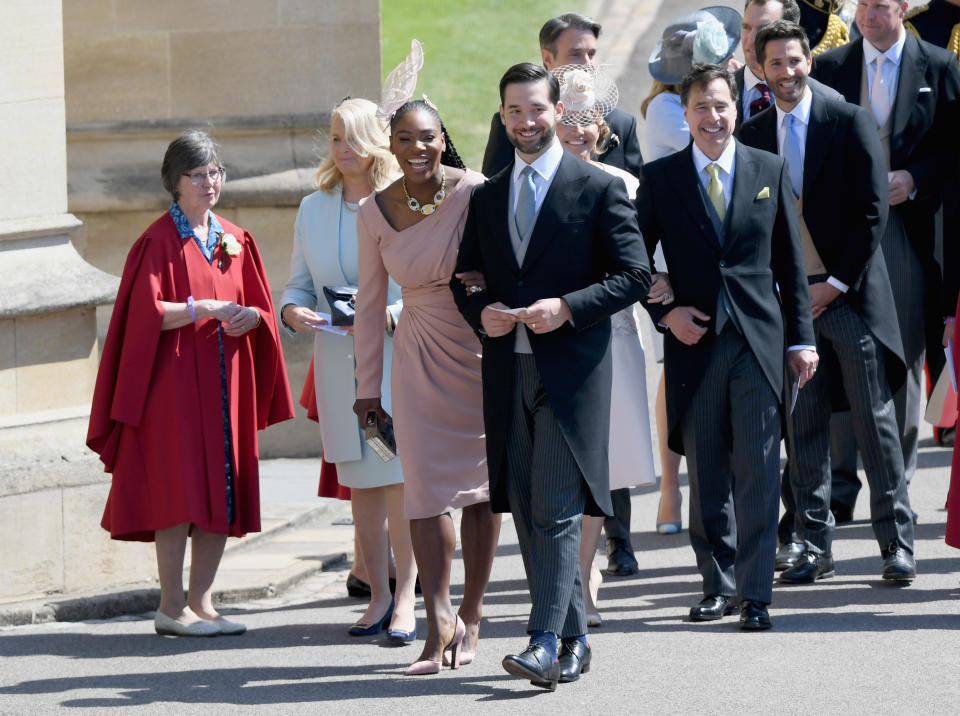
top-left (87, 213), bottom-right (294, 541)
top-left (948, 304), bottom-right (960, 548)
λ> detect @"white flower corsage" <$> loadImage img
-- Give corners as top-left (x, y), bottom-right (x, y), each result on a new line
top-left (221, 233), bottom-right (242, 257)
top-left (561, 68), bottom-right (596, 111)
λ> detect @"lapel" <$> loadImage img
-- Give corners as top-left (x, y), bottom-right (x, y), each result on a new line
top-left (724, 142), bottom-right (763, 253)
top-left (802, 91), bottom-right (835, 199)
top-left (890, 33), bottom-right (928, 143)
top-left (748, 103), bottom-right (779, 155)
top-left (833, 39), bottom-right (865, 104)
top-left (486, 165), bottom-right (520, 274)
top-left (665, 145), bottom-right (722, 250)
top-left (324, 185), bottom-right (347, 284)
top-left (520, 152), bottom-right (590, 271)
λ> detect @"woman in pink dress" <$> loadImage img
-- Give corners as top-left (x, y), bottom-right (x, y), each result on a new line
top-left (353, 99), bottom-right (501, 675)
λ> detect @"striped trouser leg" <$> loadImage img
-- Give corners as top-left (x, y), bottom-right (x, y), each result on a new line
top-left (504, 354), bottom-right (588, 638)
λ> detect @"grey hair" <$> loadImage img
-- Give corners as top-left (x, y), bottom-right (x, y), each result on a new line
top-left (160, 130), bottom-right (222, 201)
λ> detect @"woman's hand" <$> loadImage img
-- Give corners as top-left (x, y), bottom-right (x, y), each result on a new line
top-left (353, 397), bottom-right (386, 425)
top-left (197, 299), bottom-right (243, 323)
top-left (282, 304), bottom-right (328, 333)
top-left (456, 271), bottom-right (487, 295)
top-left (647, 272), bottom-right (675, 305)
top-left (223, 306), bottom-right (261, 336)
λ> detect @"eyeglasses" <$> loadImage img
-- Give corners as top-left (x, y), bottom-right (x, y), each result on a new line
top-left (184, 167), bottom-right (225, 185)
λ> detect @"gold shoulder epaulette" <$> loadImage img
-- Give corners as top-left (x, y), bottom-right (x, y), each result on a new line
top-left (801, 0), bottom-right (838, 14)
top-left (949, 24), bottom-right (960, 60)
top-left (905, 20), bottom-right (921, 40)
top-left (812, 13), bottom-right (851, 56)
top-left (904, 4), bottom-right (930, 21)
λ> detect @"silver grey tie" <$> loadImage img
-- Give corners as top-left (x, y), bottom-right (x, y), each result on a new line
top-left (515, 165), bottom-right (537, 241)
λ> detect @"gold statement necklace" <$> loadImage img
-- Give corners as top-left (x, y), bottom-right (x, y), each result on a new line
top-left (403, 166), bottom-right (446, 216)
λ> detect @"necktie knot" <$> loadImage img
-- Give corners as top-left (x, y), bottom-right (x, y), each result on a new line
top-left (707, 163), bottom-right (720, 181)
top-left (750, 83), bottom-right (772, 117)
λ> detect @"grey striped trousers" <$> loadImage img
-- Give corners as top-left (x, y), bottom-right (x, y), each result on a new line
top-left (681, 326), bottom-right (781, 604)
top-left (786, 293), bottom-right (914, 556)
top-left (504, 354), bottom-right (588, 638)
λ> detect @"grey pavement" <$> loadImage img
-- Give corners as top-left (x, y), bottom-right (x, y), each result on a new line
top-left (2, 1), bottom-right (959, 713)
top-left (1, 448), bottom-right (959, 713)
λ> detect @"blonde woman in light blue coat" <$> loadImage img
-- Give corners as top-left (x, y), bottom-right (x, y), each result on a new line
top-left (280, 98), bottom-right (416, 642)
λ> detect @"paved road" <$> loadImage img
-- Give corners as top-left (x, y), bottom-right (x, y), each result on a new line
top-left (2, 2), bottom-right (959, 713)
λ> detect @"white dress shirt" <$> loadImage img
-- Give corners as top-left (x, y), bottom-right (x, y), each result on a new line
top-left (775, 86), bottom-right (849, 294)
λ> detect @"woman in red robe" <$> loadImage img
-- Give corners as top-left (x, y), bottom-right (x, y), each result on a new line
top-left (87, 131), bottom-right (294, 636)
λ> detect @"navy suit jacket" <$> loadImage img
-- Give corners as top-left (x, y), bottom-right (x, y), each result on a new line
top-left (452, 151), bottom-right (650, 514)
top-left (636, 142), bottom-right (815, 453)
top-left (740, 85), bottom-right (907, 403)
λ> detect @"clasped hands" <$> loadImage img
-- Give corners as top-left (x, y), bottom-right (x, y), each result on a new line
top-left (198, 299), bottom-right (260, 336)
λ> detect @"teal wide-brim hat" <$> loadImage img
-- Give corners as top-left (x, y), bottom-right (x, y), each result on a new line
top-left (649, 6), bottom-right (742, 85)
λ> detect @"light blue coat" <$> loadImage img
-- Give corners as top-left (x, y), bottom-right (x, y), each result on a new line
top-left (280, 186), bottom-right (402, 463)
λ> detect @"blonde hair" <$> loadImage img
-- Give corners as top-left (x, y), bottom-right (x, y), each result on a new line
top-left (640, 80), bottom-right (680, 119)
top-left (315, 98), bottom-right (399, 192)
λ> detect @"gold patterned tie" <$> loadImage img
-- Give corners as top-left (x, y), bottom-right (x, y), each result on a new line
top-left (706, 163), bottom-right (726, 221)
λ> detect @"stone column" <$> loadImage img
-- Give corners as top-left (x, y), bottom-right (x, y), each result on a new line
top-left (0, 0), bottom-right (154, 605)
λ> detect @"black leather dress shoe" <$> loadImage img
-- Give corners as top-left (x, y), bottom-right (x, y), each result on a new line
top-left (689, 595), bottom-right (738, 622)
top-left (881, 542), bottom-right (917, 582)
top-left (502, 645), bottom-right (560, 691)
top-left (558, 640), bottom-right (591, 683)
top-left (830, 501), bottom-right (854, 524)
top-left (605, 538), bottom-right (639, 576)
top-left (739, 600), bottom-right (771, 630)
top-left (775, 541), bottom-right (805, 571)
top-left (779, 551), bottom-right (835, 584)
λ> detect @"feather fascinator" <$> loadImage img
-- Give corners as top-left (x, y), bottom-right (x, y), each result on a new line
top-left (377, 39), bottom-right (424, 122)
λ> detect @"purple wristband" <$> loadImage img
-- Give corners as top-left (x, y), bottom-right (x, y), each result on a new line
top-left (187, 295), bottom-right (199, 322)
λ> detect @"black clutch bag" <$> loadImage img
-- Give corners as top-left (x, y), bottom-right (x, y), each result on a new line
top-left (364, 412), bottom-right (397, 462)
top-left (322, 285), bottom-right (358, 326)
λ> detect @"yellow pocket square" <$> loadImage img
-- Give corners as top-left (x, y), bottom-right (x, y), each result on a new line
top-left (755, 187), bottom-right (770, 200)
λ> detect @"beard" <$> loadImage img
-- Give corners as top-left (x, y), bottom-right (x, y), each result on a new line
top-left (507, 122), bottom-right (556, 156)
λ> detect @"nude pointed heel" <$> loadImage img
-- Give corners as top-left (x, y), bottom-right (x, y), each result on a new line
top-left (447, 616), bottom-right (466, 670)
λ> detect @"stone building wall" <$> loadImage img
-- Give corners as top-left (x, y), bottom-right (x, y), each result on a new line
top-left (62, 0), bottom-right (383, 457)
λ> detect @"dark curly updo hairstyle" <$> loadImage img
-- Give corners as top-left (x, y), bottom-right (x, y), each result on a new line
top-left (389, 100), bottom-right (466, 170)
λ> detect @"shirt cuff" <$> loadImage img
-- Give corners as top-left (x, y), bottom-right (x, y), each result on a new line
top-left (826, 276), bottom-right (849, 293)
top-left (787, 345), bottom-right (817, 352)
top-left (279, 303), bottom-right (297, 335)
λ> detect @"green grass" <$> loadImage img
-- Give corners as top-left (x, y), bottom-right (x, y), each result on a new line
top-left (382, 1), bottom-right (582, 171)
